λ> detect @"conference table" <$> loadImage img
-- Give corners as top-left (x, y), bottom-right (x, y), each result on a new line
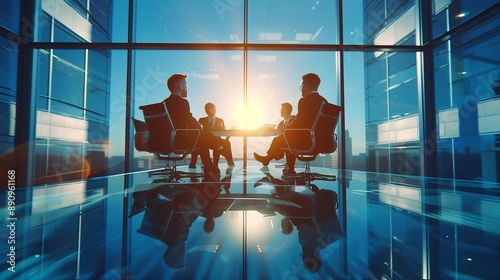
top-left (211, 128), bottom-right (283, 168)
top-left (211, 128), bottom-right (282, 138)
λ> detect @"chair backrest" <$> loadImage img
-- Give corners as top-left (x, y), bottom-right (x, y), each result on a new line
top-left (132, 117), bottom-right (149, 152)
top-left (139, 102), bottom-right (174, 154)
top-left (313, 101), bottom-right (342, 153)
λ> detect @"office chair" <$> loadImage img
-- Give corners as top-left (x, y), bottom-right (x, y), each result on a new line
top-left (281, 101), bottom-right (341, 183)
top-left (139, 102), bottom-right (202, 179)
top-left (132, 117), bottom-right (149, 152)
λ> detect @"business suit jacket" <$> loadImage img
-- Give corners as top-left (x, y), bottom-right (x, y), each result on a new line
top-left (190, 115), bottom-right (232, 165)
top-left (163, 94), bottom-right (228, 160)
top-left (163, 94), bottom-right (201, 130)
top-left (285, 92), bottom-right (334, 153)
top-left (198, 116), bottom-right (225, 130)
top-left (276, 115), bottom-right (296, 130)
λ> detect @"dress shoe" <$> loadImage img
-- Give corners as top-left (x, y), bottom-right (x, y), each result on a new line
top-left (253, 152), bottom-right (271, 166)
top-left (188, 164), bottom-right (196, 169)
top-left (228, 161), bottom-right (235, 167)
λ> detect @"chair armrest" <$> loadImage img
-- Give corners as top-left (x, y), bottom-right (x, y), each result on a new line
top-left (282, 128), bottom-right (315, 154)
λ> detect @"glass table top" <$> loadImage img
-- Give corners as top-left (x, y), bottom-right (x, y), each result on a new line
top-left (1, 161), bottom-right (499, 279)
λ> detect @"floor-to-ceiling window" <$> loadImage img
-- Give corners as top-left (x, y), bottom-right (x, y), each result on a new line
top-left (0, 1), bottom-right (20, 164)
top-left (1, 0), bottom-right (499, 186)
top-left (32, 0), bottom-right (113, 184)
top-left (433, 14), bottom-right (500, 182)
top-left (1, 0), bottom-right (500, 279)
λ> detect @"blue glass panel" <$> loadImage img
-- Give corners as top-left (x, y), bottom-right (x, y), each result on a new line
top-left (86, 88), bottom-right (108, 116)
top-left (433, 66), bottom-right (451, 110)
top-left (0, 37), bottom-right (18, 94)
top-left (367, 92), bottom-right (388, 122)
top-left (53, 49), bottom-right (85, 70)
top-left (0, 0), bottom-right (20, 33)
top-left (432, 0), bottom-right (499, 39)
top-left (134, 0), bottom-right (244, 43)
top-left (51, 66), bottom-right (85, 109)
top-left (366, 57), bottom-right (387, 87)
top-left (248, 0), bottom-right (338, 44)
top-left (389, 79), bottom-right (419, 118)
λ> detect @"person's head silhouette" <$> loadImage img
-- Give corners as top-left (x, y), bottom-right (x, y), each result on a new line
top-left (280, 218), bottom-right (293, 235)
top-left (204, 216), bottom-right (215, 233)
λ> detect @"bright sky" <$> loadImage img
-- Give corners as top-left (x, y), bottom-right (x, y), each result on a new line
top-left (109, 0), bottom-right (367, 157)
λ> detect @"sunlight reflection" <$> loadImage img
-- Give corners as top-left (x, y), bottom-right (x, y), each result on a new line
top-left (229, 211), bottom-right (273, 244)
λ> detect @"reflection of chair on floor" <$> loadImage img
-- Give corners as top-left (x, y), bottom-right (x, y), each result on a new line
top-left (281, 101), bottom-right (341, 182)
top-left (139, 102), bottom-right (202, 179)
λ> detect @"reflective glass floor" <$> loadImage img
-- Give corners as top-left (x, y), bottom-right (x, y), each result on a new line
top-left (1, 161), bottom-right (500, 279)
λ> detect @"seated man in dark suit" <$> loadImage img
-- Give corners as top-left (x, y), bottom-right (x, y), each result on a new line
top-left (276, 102), bottom-right (296, 130)
top-left (163, 73), bottom-right (229, 180)
top-left (254, 73), bottom-right (335, 175)
top-left (189, 102), bottom-right (234, 168)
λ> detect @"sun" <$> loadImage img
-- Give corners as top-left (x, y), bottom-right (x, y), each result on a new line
top-left (234, 101), bottom-right (265, 129)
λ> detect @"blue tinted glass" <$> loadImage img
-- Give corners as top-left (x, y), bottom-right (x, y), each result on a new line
top-left (366, 57), bottom-right (387, 86)
top-left (0, 37), bottom-right (17, 95)
top-left (367, 93), bottom-right (388, 122)
top-left (53, 49), bottom-right (85, 69)
top-left (434, 13), bottom-right (500, 183)
top-left (389, 79), bottom-right (419, 118)
top-left (88, 50), bottom-right (110, 81)
top-left (134, 0), bottom-right (244, 43)
top-left (432, 0), bottom-right (499, 39)
top-left (248, 0), bottom-right (338, 44)
top-left (51, 68), bottom-right (85, 109)
top-left (86, 89), bottom-right (108, 116)
top-left (37, 0), bottom-right (112, 42)
top-left (433, 66), bottom-right (451, 110)
top-left (344, 52), bottom-right (368, 170)
top-left (51, 100), bottom-right (84, 117)
top-left (0, 0), bottom-right (20, 33)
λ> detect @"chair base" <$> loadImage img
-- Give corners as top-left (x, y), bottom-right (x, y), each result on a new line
top-left (281, 161), bottom-right (336, 182)
top-left (148, 161), bottom-right (202, 181)
top-left (282, 172), bottom-right (337, 182)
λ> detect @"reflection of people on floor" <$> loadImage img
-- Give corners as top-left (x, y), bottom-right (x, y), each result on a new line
top-left (200, 208), bottom-right (224, 233)
top-left (130, 183), bottom-right (220, 269)
top-left (254, 168), bottom-right (307, 194)
top-left (220, 167), bottom-right (233, 194)
top-left (256, 176), bottom-right (343, 273)
top-left (199, 166), bottom-right (232, 232)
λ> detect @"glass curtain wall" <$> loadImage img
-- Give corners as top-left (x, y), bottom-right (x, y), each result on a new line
top-left (433, 14), bottom-right (500, 182)
top-left (1, 0), bottom-right (499, 278)
top-left (0, 1), bottom-right (20, 169)
top-left (2, 1), bottom-right (500, 187)
top-left (32, 0), bottom-right (113, 184)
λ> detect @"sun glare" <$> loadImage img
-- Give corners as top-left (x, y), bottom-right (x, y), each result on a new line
top-left (228, 211), bottom-right (274, 243)
top-left (234, 101), bottom-right (265, 129)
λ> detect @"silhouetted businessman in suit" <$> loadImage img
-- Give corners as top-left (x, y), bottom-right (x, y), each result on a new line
top-left (189, 102), bottom-right (234, 168)
top-left (254, 73), bottom-right (334, 175)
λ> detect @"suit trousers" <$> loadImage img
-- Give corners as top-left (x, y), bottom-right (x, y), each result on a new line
top-left (191, 133), bottom-right (232, 166)
top-left (266, 135), bottom-right (296, 166)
